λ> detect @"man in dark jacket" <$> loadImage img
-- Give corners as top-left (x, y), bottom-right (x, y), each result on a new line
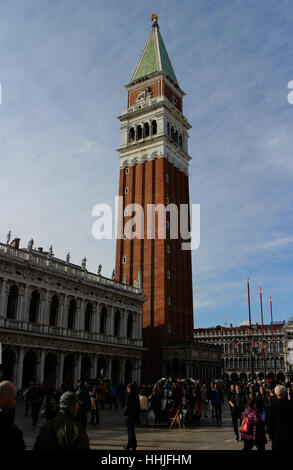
top-left (124, 383), bottom-right (140, 450)
top-left (33, 391), bottom-right (90, 451)
top-left (228, 384), bottom-right (246, 441)
top-left (267, 385), bottom-right (293, 450)
top-left (0, 380), bottom-right (26, 451)
top-left (211, 383), bottom-right (224, 423)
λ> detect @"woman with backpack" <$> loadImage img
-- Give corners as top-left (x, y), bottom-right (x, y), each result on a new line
top-left (240, 398), bottom-right (267, 451)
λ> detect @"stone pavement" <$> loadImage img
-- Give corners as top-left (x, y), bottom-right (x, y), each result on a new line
top-left (14, 400), bottom-right (272, 450)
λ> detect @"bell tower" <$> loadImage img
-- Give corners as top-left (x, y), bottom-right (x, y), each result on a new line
top-left (115, 15), bottom-right (194, 381)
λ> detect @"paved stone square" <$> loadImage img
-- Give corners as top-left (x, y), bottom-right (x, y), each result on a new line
top-left (14, 400), bottom-right (272, 451)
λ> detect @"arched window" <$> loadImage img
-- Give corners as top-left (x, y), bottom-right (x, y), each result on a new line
top-left (137, 125), bottom-right (142, 140)
top-left (151, 120), bottom-right (157, 135)
top-left (167, 122), bottom-right (170, 137)
top-left (29, 290), bottom-right (40, 323)
top-left (129, 127), bottom-right (135, 142)
top-left (127, 313), bottom-right (133, 339)
top-left (114, 310), bottom-right (120, 336)
top-left (144, 122), bottom-right (150, 137)
top-left (49, 295), bottom-right (59, 326)
top-left (171, 126), bottom-right (174, 141)
top-left (6, 285), bottom-right (19, 320)
top-left (84, 303), bottom-right (93, 332)
top-left (68, 299), bottom-right (76, 329)
top-left (179, 134), bottom-right (183, 148)
top-left (100, 306), bottom-right (107, 334)
top-left (174, 130), bottom-right (178, 144)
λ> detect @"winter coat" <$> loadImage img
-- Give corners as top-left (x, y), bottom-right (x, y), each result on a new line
top-left (240, 407), bottom-right (267, 444)
top-left (267, 398), bottom-right (293, 450)
top-left (33, 410), bottom-right (90, 451)
top-left (124, 391), bottom-right (140, 422)
top-left (228, 391), bottom-right (246, 415)
top-left (211, 389), bottom-right (224, 405)
top-left (0, 408), bottom-right (26, 451)
top-left (75, 388), bottom-right (91, 416)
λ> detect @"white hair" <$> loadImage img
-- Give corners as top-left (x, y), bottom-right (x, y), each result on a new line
top-left (274, 385), bottom-right (286, 398)
top-left (0, 380), bottom-right (16, 398)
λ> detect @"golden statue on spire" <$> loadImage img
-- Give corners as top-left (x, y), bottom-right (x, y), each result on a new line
top-left (151, 13), bottom-right (158, 24)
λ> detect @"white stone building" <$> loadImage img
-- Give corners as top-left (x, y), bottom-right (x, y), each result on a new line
top-left (0, 237), bottom-right (145, 389)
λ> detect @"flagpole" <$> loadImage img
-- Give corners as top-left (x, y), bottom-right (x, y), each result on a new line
top-left (259, 287), bottom-right (266, 379)
top-left (270, 296), bottom-right (276, 377)
top-left (247, 277), bottom-right (252, 327)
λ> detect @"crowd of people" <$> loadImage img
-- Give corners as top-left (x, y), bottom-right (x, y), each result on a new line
top-left (0, 376), bottom-right (292, 451)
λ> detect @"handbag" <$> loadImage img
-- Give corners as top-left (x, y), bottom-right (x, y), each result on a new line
top-left (240, 411), bottom-right (251, 434)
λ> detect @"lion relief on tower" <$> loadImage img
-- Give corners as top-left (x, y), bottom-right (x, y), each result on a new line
top-left (136, 87), bottom-right (152, 103)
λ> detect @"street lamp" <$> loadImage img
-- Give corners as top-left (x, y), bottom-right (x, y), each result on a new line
top-left (262, 340), bottom-right (267, 380)
top-left (250, 337), bottom-right (258, 381)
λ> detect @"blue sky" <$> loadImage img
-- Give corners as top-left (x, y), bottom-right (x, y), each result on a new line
top-left (1, 0), bottom-right (293, 328)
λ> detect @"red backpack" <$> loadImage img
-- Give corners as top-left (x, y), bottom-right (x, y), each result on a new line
top-left (240, 412), bottom-right (252, 434)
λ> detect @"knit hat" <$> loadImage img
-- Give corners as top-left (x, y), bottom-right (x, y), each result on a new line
top-left (59, 391), bottom-right (79, 410)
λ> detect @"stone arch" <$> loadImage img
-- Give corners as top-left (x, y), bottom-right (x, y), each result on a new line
top-left (29, 290), bottom-right (40, 323)
top-left (6, 284), bottom-right (19, 319)
top-left (125, 359), bottom-right (133, 384)
top-left (144, 122), bottom-right (150, 137)
top-left (127, 313), bottom-right (133, 339)
top-left (129, 127), bottom-right (135, 142)
top-left (63, 354), bottom-right (75, 388)
top-left (49, 295), bottom-right (59, 326)
top-left (112, 358), bottom-right (120, 383)
top-left (230, 372), bottom-right (239, 384)
top-left (100, 306), bottom-right (107, 334)
top-left (81, 356), bottom-right (91, 381)
top-left (22, 350), bottom-right (38, 387)
top-left (44, 352), bottom-right (57, 387)
top-left (114, 310), bottom-right (121, 336)
top-left (267, 372), bottom-right (275, 382)
top-left (136, 125), bottom-right (143, 140)
top-left (68, 299), bottom-right (77, 329)
top-left (84, 302), bottom-right (93, 332)
top-left (239, 372), bottom-right (247, 383)
top-left (276, 372), bottom-right (285, 383)
top-left (97, 357), bottom-right (106, 378)
top-left (2, 348), bottom-right (16, 381)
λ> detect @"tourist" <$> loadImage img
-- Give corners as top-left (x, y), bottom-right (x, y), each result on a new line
top-left (208, 382), bottom-right (215, 419)
top-left (211, 382), bottom-right (224, 423)
top-left (90, 385), bottom-right (100, 425)
top-left (149, 387), bottom-right (163, 426)
top-left (109, 382), bottom-right (118, 409)
top-left (33, 391), bottom-right (90, 451)
top-left (200, 384), bottom-right (208, 418)
top-left (286, 382), bottom-right (293, 401)
top-left (256, 384), bottom-right (268, 422)
top-left (267, 384), bottom-right (293, 450)
top-left (30, 382), bottom-right (43, 427)
top-left (75, 380), bottom-right (92, 428)
top-left (44, 387), bottom-right (58, 421)
top-left (240, 398), bottom-right (267, 451)
top-left (139, 390), bottom-right (149, 427)
top-left (23, 382), bottom-right (34, 416)
top-left (124, 383), bottom-right (140, 450)
top-left (0, 380), bottom-right (26, 450)
top-left (228, 383), bottom-right (245, 441)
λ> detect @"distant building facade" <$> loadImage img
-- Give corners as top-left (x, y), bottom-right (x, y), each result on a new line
top-left (163, 340), bottom-right (222, 382)
top-left (0, 238), bottom-right (145, 389)
top-left (194, 322), bottom-right (293, 383)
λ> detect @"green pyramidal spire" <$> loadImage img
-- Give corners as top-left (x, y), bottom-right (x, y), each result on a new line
top-left (131, 15), bottom-right (179, 86)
